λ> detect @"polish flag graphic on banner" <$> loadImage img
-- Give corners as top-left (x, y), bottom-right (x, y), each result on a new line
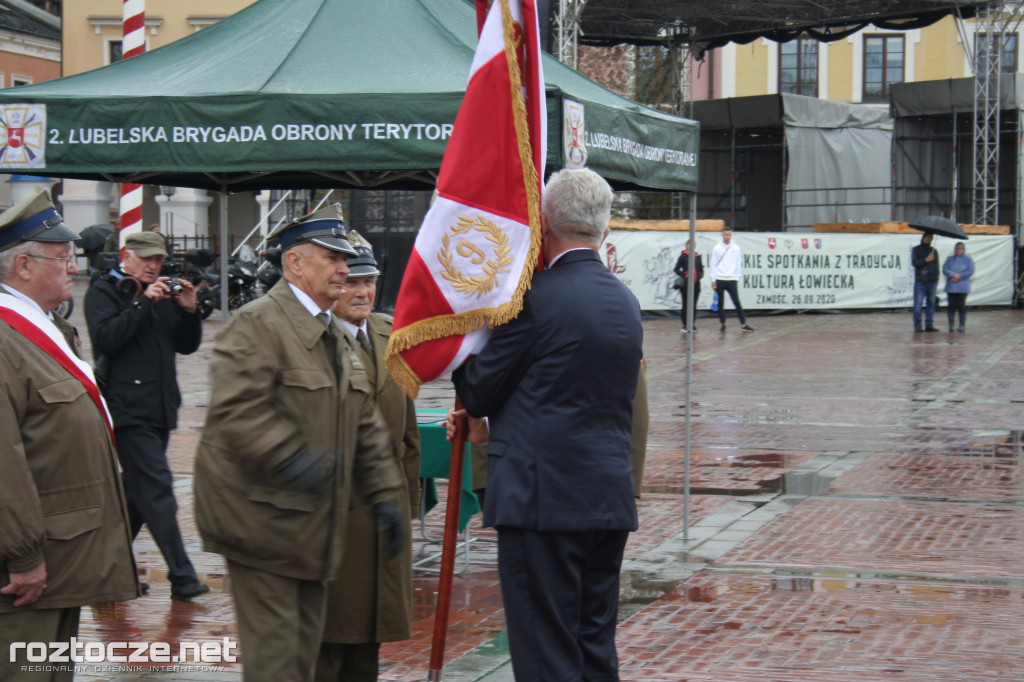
top-left (386, 0), bottom-right (546, 398)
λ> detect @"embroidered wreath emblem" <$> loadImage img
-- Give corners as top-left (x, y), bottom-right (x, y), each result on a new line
top-left (438, 216), bottom-right (513, 297)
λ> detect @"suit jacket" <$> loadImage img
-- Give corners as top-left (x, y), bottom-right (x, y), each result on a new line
top-left (84, 273), bottom-right (202, 429)
top-left (452, 249), bottom-right (642, 532)
top-left (194, 280), bottom-right (401, 581)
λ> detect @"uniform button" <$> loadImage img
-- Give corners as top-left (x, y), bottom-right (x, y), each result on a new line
top-left (134, 379), bottom-right (141, 384)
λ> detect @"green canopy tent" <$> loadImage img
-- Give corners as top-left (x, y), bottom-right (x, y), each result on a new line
top-left (0, 0), bottom-right (698, 194)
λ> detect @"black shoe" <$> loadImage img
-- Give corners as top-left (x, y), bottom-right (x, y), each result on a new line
top-left (741, 324), bottom-right (755, 332)
top-left (957, 327), bottom-right (965, 333)
top-left (915, 327), bottom-right (923, 332)
top-left (924, 326), bottom-right (939, 332)
top-left (139, 581), bottom-right (150, 595)
top-left (171, 581), bottom-right (210, 602)
top-left (720, 324), bottom-right (726, 332)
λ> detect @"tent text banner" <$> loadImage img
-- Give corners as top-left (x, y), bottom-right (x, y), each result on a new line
top-left (0, 0), bottom-right (699, 193)
top-left (604, 230), bottom-right (1014, 311)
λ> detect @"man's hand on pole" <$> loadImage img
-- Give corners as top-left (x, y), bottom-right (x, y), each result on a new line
top-left (446, 408), bottom-right (489, 444)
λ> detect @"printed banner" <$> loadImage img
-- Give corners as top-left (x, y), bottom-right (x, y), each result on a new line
top-left (602, 230), bottom-right (1015, 311)
top-left (0, 103), bottom-right (47, 168)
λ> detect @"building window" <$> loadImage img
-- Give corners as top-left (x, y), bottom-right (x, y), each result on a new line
top-left (863, 34), bottom-right (904, 102)
top-left (108, 39), bottom-right (123, 64)
top-left (976, 33), bottom-right (1018, 74)
top-left (779, 38), bottom-right (819, 96)
top-left (10, 75), bottom-right (32, 87)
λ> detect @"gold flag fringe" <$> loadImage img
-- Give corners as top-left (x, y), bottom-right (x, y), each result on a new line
top-left (384, 0), bottom-right (544, 400)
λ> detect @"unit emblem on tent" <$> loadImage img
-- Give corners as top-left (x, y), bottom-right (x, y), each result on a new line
top-left (0, 104), bottom-right (46, 169)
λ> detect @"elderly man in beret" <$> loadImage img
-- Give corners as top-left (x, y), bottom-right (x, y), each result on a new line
top-left (0, 190), bottom-right (138, 682)
top-left (195, 205), bottom-right (406, 682)
top-left (83, 229), bottom-right (208, 602)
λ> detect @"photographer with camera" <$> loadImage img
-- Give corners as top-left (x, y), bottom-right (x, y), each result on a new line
top-left (84, 231), bottom-right (209, 601)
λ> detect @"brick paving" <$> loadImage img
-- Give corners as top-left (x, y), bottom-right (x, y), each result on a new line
top-left (50, 282), bottom-right (1024, 681)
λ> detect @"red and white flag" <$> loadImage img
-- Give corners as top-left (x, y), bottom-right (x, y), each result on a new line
top-left (386, 0), bottom-right (546, 398)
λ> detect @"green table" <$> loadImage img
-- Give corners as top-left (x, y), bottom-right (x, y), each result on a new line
top-left (418, 409), bottom-right (480, 531)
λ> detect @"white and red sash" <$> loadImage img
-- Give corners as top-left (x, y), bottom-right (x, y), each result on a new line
top-left (0, 291), bottom-right (115, 441)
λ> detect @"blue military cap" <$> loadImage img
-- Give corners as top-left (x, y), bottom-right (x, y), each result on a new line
top-left (345, 229), bottom-right (380, 278)
top-left (270, 203), bottom-right (356, 256)
top-left (0, 189), bottom-right (79, 252)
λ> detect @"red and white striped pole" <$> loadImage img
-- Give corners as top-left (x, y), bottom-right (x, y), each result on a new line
top-left (117, 0), bottom-right (145, 254)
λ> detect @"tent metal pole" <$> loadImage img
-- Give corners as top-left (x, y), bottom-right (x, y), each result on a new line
top-left (220, 187), bottom-right (230, 323)
top-left (683, 191), bottom-right (696, 540)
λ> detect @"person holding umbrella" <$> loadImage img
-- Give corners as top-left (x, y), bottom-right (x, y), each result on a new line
top-left (911, 232), bottom-right (940, 332)
top-left (943, 241), bottom-right (975, 332)
top-left (908, 216), bottom-right (969, 333)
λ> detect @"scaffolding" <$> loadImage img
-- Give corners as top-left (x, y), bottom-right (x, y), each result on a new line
top-left (959, 3), bottom-right (1024, 226)
top-left (555, 0), bottom-right (586, 69)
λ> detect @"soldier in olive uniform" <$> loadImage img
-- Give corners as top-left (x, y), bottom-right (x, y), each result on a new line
top-left (195, 206), bottom-right (406, 682)
top-left (316, 231), bottom-right (421, 682)
top-left (0, 191), bottom-right (138, 682)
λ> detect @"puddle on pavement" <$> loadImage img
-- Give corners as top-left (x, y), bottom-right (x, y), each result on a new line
top-left (686, 454), bottom-right (834, 497)
top-left (954, 430), bottom-right (1024, 458)
top-left (708, 453), bottom-right (788, 468)
top-left (666, 575), bottom-right (1018, 605)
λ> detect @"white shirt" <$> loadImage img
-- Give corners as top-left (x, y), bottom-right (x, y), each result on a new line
top-left (339, 318), bottom-right (368, 340)
top-left (547, 247), bottom-right (593, 268)
top-left (287, 282), bottom-right (330, 322)
top-left (0, 283), bottom-right (53, 320)
top-left (709, 240), bottom-right (742, 281)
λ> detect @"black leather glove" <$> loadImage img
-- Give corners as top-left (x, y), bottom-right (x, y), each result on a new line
top-left (272, 446), bottom-right (334, 495)
top-left (374, 501), bottom-right (407, 559)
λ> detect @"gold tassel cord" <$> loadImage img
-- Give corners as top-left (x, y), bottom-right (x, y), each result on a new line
top-left (494, 0), bottom-right (543, 328)
top-left (384, 0), bottom-right (545, 398)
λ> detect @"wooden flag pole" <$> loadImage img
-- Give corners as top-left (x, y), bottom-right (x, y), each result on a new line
top-left (427, 398), bottom-right (468, 681)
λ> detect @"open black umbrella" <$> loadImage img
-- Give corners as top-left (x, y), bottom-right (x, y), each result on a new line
top-left (907, 215), bottom-right (969, 240)
top-left (75, 224), bottom-right (114, 251)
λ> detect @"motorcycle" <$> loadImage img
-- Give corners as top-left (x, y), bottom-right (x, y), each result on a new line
top-left (183, 248), bottom-right (219, 319)
top-left (182, 248), bottom-right (259, 318)
top-left (256, 245), bottom-right (282, 293)
top-left (218, 257), bottom-right (259, 311)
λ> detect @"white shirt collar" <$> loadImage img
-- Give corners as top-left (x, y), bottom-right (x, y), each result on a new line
top-left (0, 283), bottom-right (52, 320)
top-left (339, 318), bottom-right (368, 339)
top-left (547, 246), bottom-right (592, 269)
top-left (287, 282), bottom-right (330, 322)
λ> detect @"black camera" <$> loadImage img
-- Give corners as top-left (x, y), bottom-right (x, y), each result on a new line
top-left (165, 277), bottom-right (185, 297)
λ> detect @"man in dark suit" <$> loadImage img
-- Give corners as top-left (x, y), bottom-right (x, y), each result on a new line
top-left (452, 168), bottom-right (643, 681)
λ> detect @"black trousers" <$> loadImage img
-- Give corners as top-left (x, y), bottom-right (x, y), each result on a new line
top-left (679, 283), bottom-right (700, 328)
top-left (947, 292), bottom-right (968, 329)
top-left (315, 642), bottom-right (380, 682)
top-left (497, 526), bottom-right (629, 682)
top-left (116, 425), bottom-right (197, 585)
top-left (714, 279), bottom-right (747, 324)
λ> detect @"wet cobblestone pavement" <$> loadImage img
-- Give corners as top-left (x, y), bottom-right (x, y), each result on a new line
top-left (57, 281), bottom-right (1024, 681)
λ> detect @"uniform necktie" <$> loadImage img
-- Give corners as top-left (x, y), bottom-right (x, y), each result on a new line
top-left (356, 327), bottom-right (374, 363)
top-left (316, 313), bottom-right (341, 376)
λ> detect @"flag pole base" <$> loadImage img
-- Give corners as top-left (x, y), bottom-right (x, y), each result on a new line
top-left (427, 670), bottom-right (442, 681)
